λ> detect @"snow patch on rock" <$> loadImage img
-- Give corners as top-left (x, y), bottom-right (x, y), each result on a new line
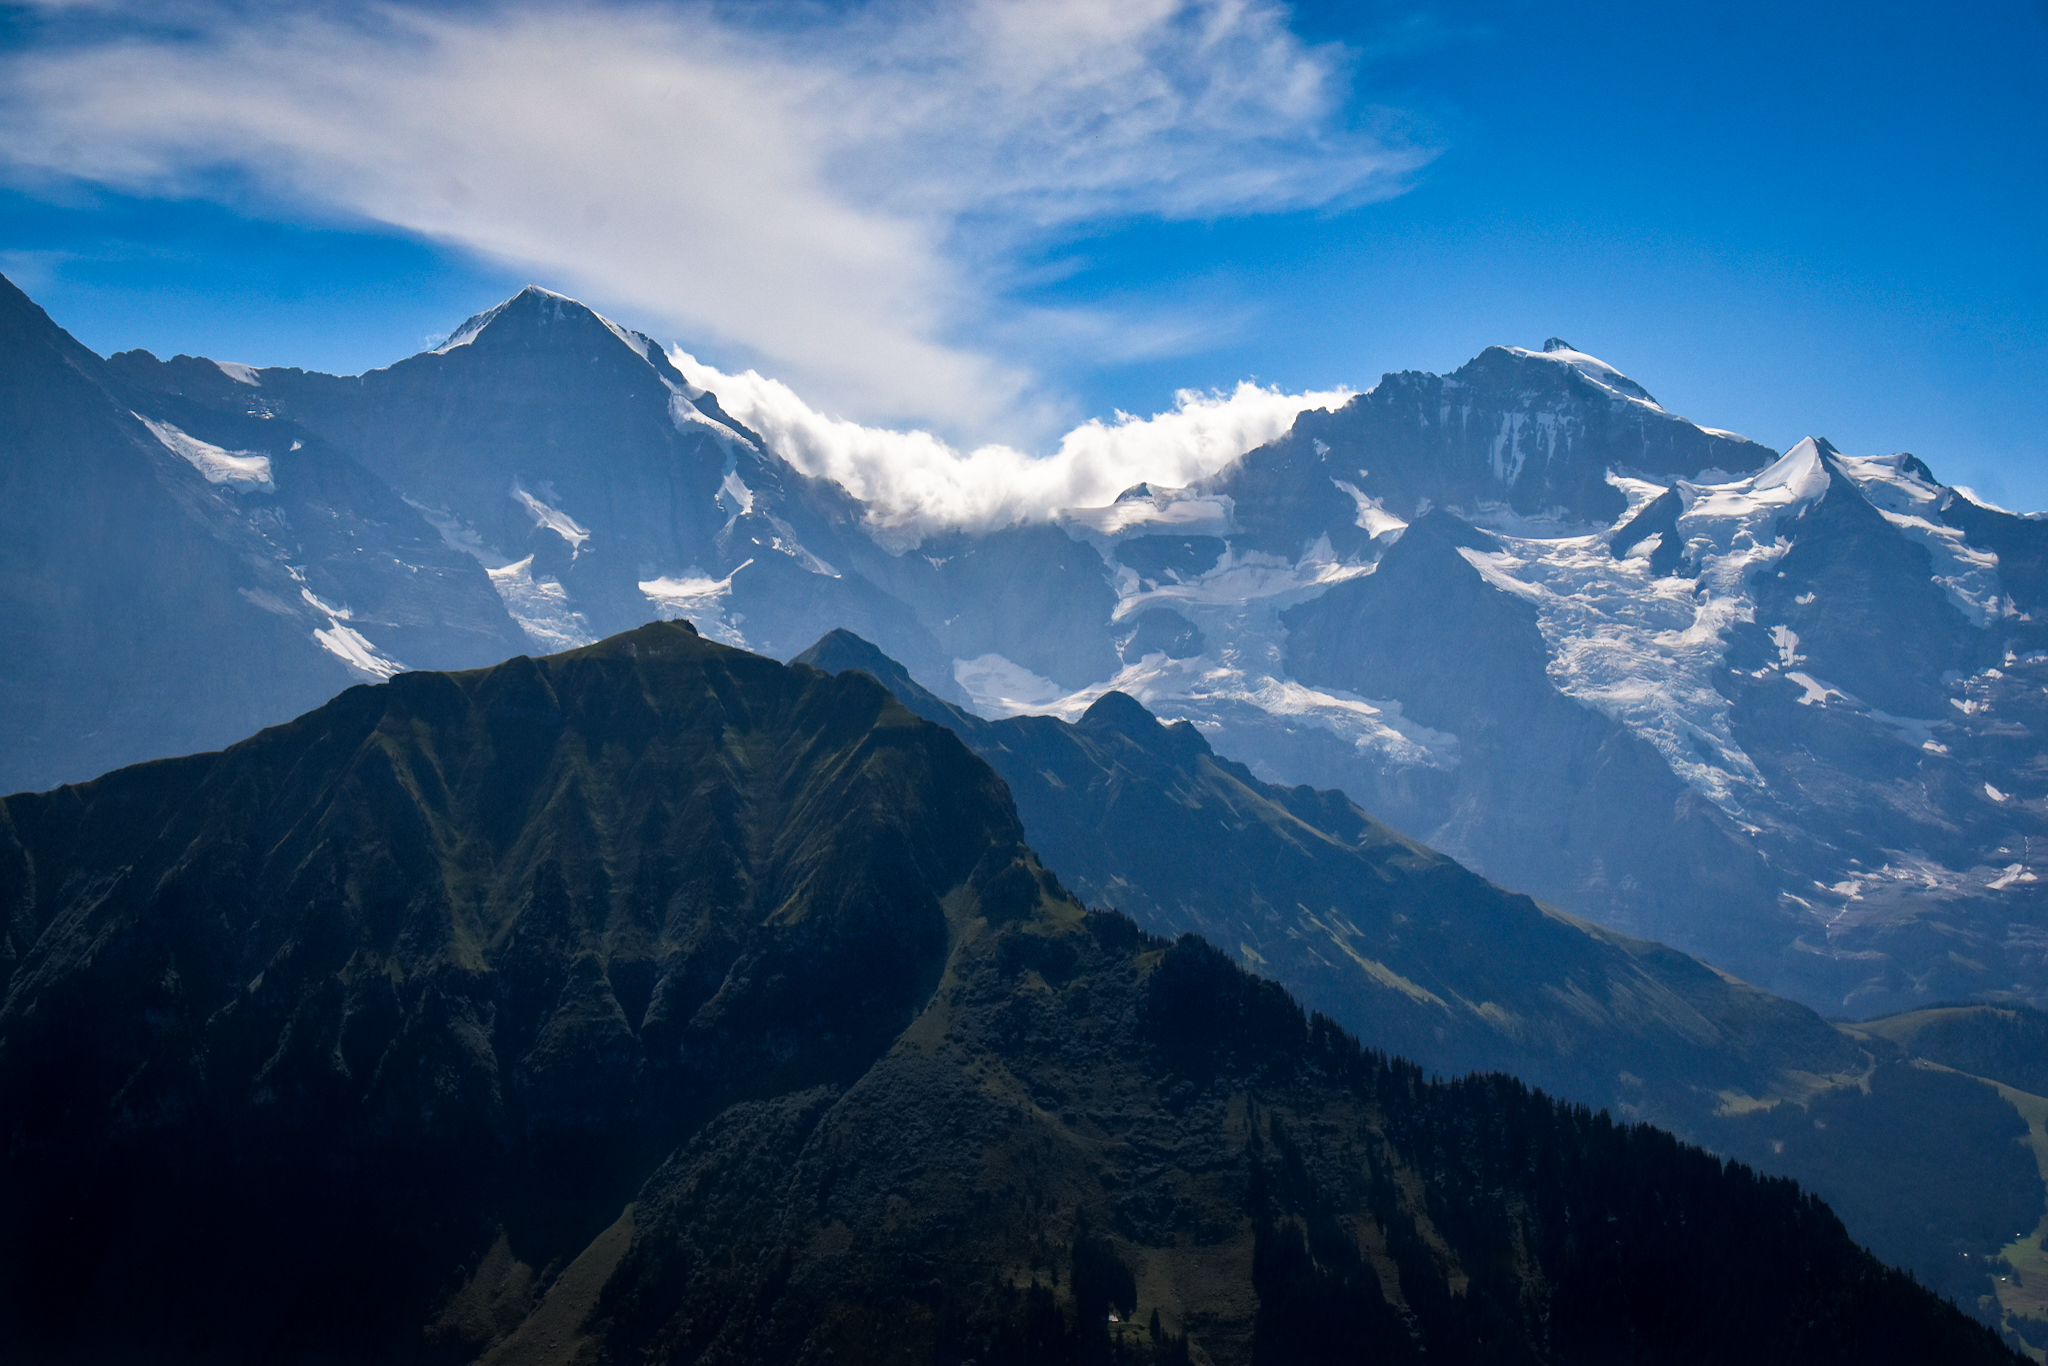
top-left (511, 480), bottom-right (590, 555)
top-left (138, 415), bottom-right (275, 492)
top-left (640, 560), bottom-right (752, 647)
top-left (297, 586), bottom-right (404, 680)
top-left (1331, 479), bottom-right (1407, 538)
top-left (1507, 342), bottom-right (1663, 409)
top-left (1066, 488), bottom-right (1236, 539)
top-left (667, 387), bottom-right (755, 448)
top-left (954, 653), bottom-right (1066, 716)
top-left (717, 469), bottom-right (754, 526)
top-left (1112, 542), bottom-right (1371, 620)
top-left (488, 557), bottom-right (595, 651)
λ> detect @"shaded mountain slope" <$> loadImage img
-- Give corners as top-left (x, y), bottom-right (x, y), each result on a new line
top-left (792, 628), bottom-right (1848, 1105)
top-left (0, 622), bottom-right (2016, 1364)
top-left (1278, 509), bottom-right (1787, 977)
top-left (0, 620), bottom-right (1025, 1360)
top-left (0, 271), bottom-right (524, 794)
top-left (111, 286), bottom-right (951, 680)
top-left (794, 627), bottom-right (2048, 1328)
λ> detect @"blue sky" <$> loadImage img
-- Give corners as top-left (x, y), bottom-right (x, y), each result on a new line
top-left (3, 0), bottom-right (2044, 508)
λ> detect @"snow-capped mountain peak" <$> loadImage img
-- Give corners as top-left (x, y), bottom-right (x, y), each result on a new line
top-left (432, 283), bottom-right (649, 359)
top-left (1506, 338), bottom-right (1662, 408)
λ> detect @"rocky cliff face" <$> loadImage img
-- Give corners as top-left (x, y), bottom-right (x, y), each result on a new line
top-left (108, 285), bottom-right (951, 679)
top-left (0, 623), bottom-right (2017, 1364)
top-left (1206, 339), bottom-right (1777, 559)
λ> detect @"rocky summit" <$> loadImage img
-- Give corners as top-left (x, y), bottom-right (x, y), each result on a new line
top-left (0, 623), bottom-right (2019, 1364)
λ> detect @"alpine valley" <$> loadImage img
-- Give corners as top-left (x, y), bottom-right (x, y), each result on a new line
top-left (4, 272), bottom-right (2048, 1357)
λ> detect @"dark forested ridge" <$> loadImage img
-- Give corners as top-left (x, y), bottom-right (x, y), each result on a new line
top-left (0, 624), bottom-right (2019, 1364)
top-left (1854, 1003), bottom-right (2048, 1099)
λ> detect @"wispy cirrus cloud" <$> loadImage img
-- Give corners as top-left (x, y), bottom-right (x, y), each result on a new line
top-left (0, 0), bottom-right (1428, 435)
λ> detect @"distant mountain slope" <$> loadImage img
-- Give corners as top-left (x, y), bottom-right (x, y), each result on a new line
top-left (792, 628), bottom-right (1849, 1101)
top-left (795, 629), bottom-right (2048, 1327)
top-left (0, 622), bottom-right (2019, 1365)
top-left (0, 273), bottom-right (525, 795)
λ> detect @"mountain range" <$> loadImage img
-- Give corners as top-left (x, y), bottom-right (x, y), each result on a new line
top-left (0, 622), bottom-right (2019, 1364)
top-left (6, 272), bottom-right (2048, 1352)
top-left (7, 275), bottom-right (2039, 1024)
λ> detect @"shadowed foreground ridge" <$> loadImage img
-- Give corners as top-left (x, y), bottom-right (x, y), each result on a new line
top-left (0, 623), bottom-right (2018, 1364)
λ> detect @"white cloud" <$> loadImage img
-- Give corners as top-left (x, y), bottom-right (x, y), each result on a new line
top-left (674, 345), bottom-right (1350, 542)
top-left (0, 0), bottom-right (1426, 433)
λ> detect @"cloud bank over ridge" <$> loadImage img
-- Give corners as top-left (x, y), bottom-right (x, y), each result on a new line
top-left (675, 345), bottom-right (1350, 542)
top-left (0, 0), bottom-right (1427, 438)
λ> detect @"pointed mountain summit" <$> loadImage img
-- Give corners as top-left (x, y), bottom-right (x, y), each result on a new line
top-left (121, 283), bottom-right (955, 679)
top-left (0, 622), bottom-right (2020, 1364)
top-left (1739, 436), bottom-right (1995, 715)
